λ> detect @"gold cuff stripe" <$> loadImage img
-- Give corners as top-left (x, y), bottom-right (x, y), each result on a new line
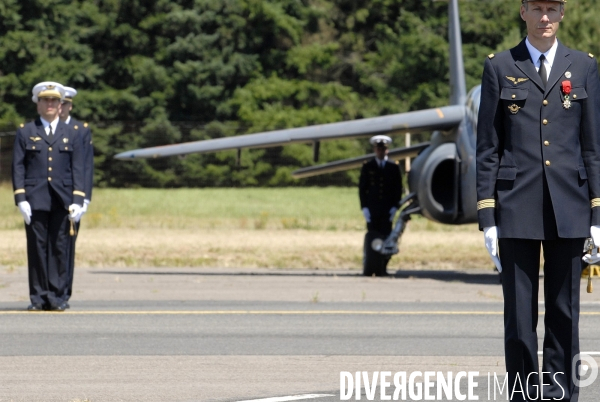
top-left (73, 191), bottom-right (86, 197)
top-left (14, 189), bottom-right (25, 195)
top-left (592, 198), bottom-right (600, 208)
top-left (477, 199), bottom-right (496, 210)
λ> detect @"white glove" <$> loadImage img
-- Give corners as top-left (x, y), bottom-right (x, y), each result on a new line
top-left (362, 207), bottom-right (371, 223)
top-left (18, 201), bottom-right (32, 225)
top-left (389, 207), bottom-right (398, 222)
top-left (583, 226), bottom-right (600, 265)
top-left (81, 199), bottom-right (90, 214)
top-left (483, 226), bottom-right (503, 273)
top-left (69, 204), bottom-right (84, 223)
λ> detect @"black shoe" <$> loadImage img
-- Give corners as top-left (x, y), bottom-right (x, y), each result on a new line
top-left (48, 302), bottom-right (67, 312)
top-left (65, 302), bottom-right (70, 309)
top-left (27, 304), bottom-right (44, 311)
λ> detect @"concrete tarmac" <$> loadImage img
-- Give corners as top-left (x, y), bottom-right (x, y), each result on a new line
top-left (0, 266), bottom-right (599, 401)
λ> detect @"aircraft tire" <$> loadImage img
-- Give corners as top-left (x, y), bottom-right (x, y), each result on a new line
top-left (363, 231), bottom-right (389, 276)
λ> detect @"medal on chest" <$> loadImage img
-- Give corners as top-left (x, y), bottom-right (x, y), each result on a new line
top-left (561, 80), bottom-right (572, 110)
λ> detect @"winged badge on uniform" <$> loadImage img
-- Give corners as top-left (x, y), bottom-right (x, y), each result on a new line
top-left (505, 76), bottom-right (529, 85)
top-left (29, 137), bottom-right (42, 142)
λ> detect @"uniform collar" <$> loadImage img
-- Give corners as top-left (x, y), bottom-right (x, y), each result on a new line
top-left (40, 116), bottom-right (59, 133)
top-left (64, 116), bottom-right (71, 125)
top-left (525, 37), bottom-right (558, 69)
top-left (375, 156), bottom-right (388, 166)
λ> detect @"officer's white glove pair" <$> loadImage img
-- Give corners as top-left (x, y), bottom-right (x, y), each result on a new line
top-left (483, 226), bottom-right (503, 273)
top-left (582, 225), bottom-right (600, 265)
top-left (362, 207), bottom-right (371, 223)
top-left (389, 207), bottom-right (398, 222)
top-left (18, 201), bottom-right (32, 225)
top-left (18, 200), bottom-right (89, 225)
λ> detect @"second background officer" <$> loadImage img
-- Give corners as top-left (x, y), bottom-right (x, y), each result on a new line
top-left (59, 86), bottom-right (94, 306)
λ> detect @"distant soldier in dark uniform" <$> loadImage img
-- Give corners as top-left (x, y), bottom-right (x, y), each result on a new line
top-left (59, 86), bottom-right (94, 306)
top-left (12, 82), bottom-right (85, 311)
top-left (476, 1), bottom-right (600, 400)
top-left (359, 135), bottom-right (403, 276)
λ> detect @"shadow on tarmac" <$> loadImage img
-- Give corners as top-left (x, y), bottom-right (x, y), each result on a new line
top-left (90, 269), bottom-right (501, 285)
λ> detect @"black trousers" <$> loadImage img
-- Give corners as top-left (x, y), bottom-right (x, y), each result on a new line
top-left (25, 194), bottom-right (70, 307)
top-left (499, 238), bottom-right (583, 402)
top-left (64, 220), bottom-right (80, 301)
top-left (367, 217), bottom-right (392, 235)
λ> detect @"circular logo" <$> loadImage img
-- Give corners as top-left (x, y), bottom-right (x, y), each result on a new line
top-left (573, 353), bottom-right (599, 388)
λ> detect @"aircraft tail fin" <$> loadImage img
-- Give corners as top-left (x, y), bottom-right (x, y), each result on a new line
top-left (449, 0), bottom-right (467, 106)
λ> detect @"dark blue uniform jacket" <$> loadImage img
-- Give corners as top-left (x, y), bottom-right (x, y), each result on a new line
top-left (476, 40), bottom-right (600, 239)
top-left (67, 118), bottom-right (94, 201)
top-left (12, 118), bottom-right (85, 210)
top-left (359, 159), bottom-right (402, 222)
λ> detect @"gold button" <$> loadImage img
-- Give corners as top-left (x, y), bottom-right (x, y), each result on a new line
top-left (544, 141), bottom-right (550, 146)
top-left (32, 146), bottom-right (35, 150)
top-left (543, 119), bottom-right (548, 125)
top-left (48, 167), bottom-right (52, 171)
top-left (573, 94), bottom-right (577, 99)
top-left (49, 147), bottom-right (52, 151)
top-left (65, 146), bottom-right (68, 150)
top-left (512, 94), bottom-right (516, 99)
top-left (545, 160), bottom-right (551, 166)
top-left (48, 177), bottom-right (52, 181)
top-left (48, 157), bottom-right (52, 161)
top-left (543, 100), bottom-right (548, 106)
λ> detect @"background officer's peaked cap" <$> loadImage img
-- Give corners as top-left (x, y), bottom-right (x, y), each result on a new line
top-left (369, 135), bottom-right (392, 147)
top-left (63, 87), bottom-right (78, 103)
top-left (31, 82), bottom-right (65, 103)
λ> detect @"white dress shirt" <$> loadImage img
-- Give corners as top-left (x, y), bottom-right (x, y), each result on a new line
top-left (525, 37), bottom-right (559, 81)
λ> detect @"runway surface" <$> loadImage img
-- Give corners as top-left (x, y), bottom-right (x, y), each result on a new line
top-left (0, 267), bottom-right (599, 401)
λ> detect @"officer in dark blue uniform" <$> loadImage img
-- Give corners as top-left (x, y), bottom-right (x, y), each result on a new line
top-left (59, 86), bottom-right (94, 306)
top-left (476, 1), bottom-right (600, 400)
top-left (12, 82), bottom-right (85, 311)
top-left (359, 135), bottom-right (403, 276)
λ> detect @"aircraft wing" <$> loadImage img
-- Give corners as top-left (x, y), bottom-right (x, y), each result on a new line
top-left (114, 105), bottom-right (464, 160)
top-left (292, 143), bottom-right (430, 179)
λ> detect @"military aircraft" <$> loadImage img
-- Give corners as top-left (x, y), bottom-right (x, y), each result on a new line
top-left (115, 0), bottom-right (481, 272)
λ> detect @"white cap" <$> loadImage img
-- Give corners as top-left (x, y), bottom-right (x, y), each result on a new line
top-left (31, 82), bottom-right (65, 103)
top-left (63, 87), bottom-right (78, 103)
top-left (369, 135), bottom-right (392, 147)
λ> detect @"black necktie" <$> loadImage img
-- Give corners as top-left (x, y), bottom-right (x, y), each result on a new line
top-left (538, 54), bottom-right (548, 88)
top-left (48, 124), bottom-right (53, 139)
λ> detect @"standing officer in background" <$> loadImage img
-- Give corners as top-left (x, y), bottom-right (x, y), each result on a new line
top-left (359, 135), bottom-right (403, 276)
top-left (59, 86), bottom-right (94, 306)
top-left (477, 1), bottom-right (600, 400)
top-left (12, 82), bottom-right (85, 311)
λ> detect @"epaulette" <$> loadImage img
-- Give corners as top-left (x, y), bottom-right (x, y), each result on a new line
top-left (589, 53), bottom-right (595, 59)
top-left (488, 53), bottom-right (495, 59)
top-left (84, 122), bottom-right (88, 128)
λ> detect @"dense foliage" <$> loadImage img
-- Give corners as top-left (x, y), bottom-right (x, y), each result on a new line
top-left (1, 0), bottom-right (599, 187)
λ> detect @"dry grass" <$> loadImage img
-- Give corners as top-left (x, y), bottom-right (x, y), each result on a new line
top-left (0, 227), bottom-right (489, 270)
top-left (0, 185), bottom-right (489, 270)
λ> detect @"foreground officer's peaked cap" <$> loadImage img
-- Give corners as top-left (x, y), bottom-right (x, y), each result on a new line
top-left (63, 87), bottom-right (78, 103)
top-left (369, 135), bottom-right (392, 147)
top-left (31, 82), bottom-right (65, 103)
top-left (522, 0), bottom-right (566, 3)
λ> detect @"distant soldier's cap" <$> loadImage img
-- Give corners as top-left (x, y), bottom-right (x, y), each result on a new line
top-left (369, 135), bottom-right (392, 147)
top-left (63, 87), bottom-right (78, 103)
top-left (31, 82), bottom-right (65, 103)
